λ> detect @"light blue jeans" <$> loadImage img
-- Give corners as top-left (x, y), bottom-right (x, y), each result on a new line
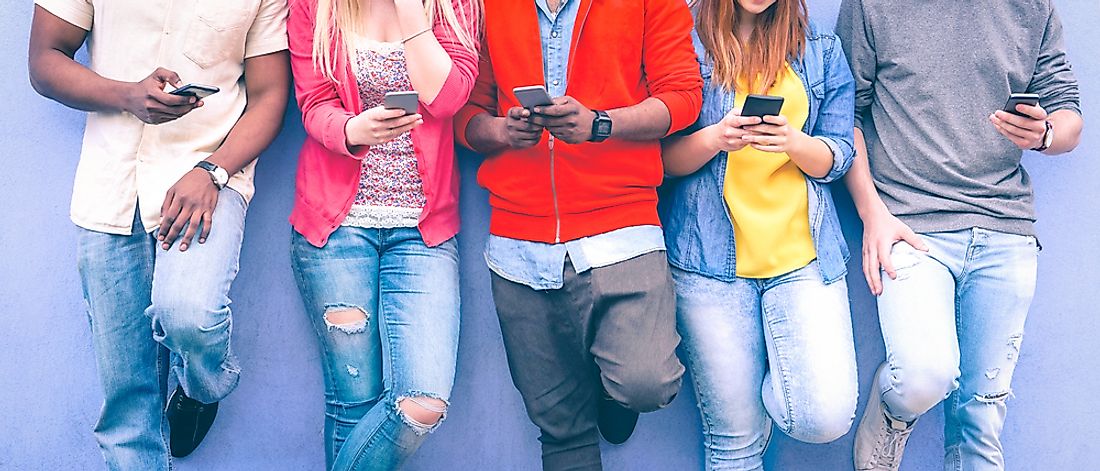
top-left (673, 261), bottom-right (858, 471)
top-left (875, 228), bottom-right (1039, 470)
top-left (76, 188), bottom-right (247, 470)
top-left (291, 226), bottom-right (460, 471)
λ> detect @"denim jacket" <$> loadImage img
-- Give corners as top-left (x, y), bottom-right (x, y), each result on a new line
top-left (660, 23), bottom-right (856, 284)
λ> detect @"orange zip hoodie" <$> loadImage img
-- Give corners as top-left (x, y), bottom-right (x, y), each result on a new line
top-left (455, 0), bottom-right (702, 243)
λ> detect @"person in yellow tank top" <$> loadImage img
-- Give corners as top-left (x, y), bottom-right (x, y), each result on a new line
top-left (660, 0), bottom-right (859, 469)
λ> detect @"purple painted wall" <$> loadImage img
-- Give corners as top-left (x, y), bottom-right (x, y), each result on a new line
top-left (1, 1), bottom-right (1097, 469)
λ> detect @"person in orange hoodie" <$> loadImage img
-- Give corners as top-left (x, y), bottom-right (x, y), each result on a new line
top-left (456, 0), bottom-right (702, 469)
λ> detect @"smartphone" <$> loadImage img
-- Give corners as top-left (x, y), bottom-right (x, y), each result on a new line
top-left (1003, 93), bottom-right (1040, 117)
top-left (384, 91), bottom-right (419, 115)
top-left (169, 83), bottom-right (220, 100)
top-left (514, 85), bottom-right (554, 109)
top-left (740, 94), bottom-right (785, 119)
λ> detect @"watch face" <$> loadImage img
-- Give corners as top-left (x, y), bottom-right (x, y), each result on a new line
top-left (215, 168), bottom-right (230, 186)
top-left (597, 121), bottom-right (612, 136)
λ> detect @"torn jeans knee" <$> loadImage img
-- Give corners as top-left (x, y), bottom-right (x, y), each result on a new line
top-left (394, 392), bottom-right (450, 435)
top-left (323, 304), bottom-right (368, 334)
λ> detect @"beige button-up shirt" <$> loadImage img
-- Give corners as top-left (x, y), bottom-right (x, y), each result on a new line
top-left (36, 0), bottom-right (288, 235)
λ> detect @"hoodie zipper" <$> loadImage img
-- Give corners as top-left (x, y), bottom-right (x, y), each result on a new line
top-left (549, 134), bottom-right (561, 243)
top-left (548, 1), bottom-right (591, 244)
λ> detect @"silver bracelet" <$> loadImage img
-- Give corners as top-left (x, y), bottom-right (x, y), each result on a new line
top-left (402, 27), bottom-right (433, 44)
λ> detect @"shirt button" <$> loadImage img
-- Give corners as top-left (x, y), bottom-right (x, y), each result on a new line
top-left (552, 80), bottom-right (560, 87)
top-left (551, 31), bottom-right (559, 38)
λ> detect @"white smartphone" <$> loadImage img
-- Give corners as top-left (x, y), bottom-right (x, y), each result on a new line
top-left (513, 85), bottom-right (554, 109)
top-left (169, 83), bottom-right (220, 100)
top-left (384, 91), bottom-right (419, 115)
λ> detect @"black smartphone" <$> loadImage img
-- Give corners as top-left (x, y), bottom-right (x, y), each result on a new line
top-left (384, 91), bottom-right (419, 115)
top-left (1003, 93), bottom-right (1040, 117)
top-left (169, 83), bottom-right (220, 100)
top-left (514, 85), bottom-right (554, 109)
top-left (740, 94), bottom-right (785, 119)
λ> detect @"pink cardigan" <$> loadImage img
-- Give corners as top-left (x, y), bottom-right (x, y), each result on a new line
top-left (287, 0), bottom-right (479, 247)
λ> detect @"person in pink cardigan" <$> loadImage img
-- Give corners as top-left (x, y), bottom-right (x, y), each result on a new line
top-left (287, 0), bottom-right (479, 469)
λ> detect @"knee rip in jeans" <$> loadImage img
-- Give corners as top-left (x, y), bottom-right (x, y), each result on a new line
top-left (1006, 333), bottom-right (1024, 362)
top-left (975, 390), bottom-right (1012, 404)
top-left (323, 304), bottom-right (368, 334)
top-left (395, 393), bottom-right (449, 435)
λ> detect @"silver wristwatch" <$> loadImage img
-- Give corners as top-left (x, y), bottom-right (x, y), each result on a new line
top-left (194, 161), bottom-right (229, 190)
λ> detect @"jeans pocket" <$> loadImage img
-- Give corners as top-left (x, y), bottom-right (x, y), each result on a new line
top-left (183, 2), bottom-right (253, 69)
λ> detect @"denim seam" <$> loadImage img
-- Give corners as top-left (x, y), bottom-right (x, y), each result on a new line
top-left (760, 298), bottom-right (796, 437)
top-left (289, 243), bottom-right (343, 422)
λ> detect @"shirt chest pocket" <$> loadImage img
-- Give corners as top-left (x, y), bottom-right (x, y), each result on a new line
top-left (183, 3), bottom-right (255, 69)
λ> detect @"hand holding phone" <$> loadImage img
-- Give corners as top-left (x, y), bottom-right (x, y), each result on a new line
top-left (1001, 93), bottom-right (1040, 118)
top-left (384, 91), bottom-right (419, 115)
top-left (514, 86), bottom-right (554, 110)
top-left (169, 83), bottom-right (220, 100)
top-left (740, 95), bottom-right (784, 119)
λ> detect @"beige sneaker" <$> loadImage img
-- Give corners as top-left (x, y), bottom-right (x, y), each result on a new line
top-left (854, 363), bottom-right (916, 471)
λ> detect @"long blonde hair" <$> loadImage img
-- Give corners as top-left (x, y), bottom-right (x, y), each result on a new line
top-left (312, 0), bottom-right (480, 81)
top-left (692, 0), bottom-right (807, 94)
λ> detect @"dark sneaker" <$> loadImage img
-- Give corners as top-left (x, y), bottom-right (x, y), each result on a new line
top-left (854, 363), bottom-right (916, 470)
top-left (597, 395), bottom-right (639, 445)
top-left (167, 385), bottom-right (219, 458)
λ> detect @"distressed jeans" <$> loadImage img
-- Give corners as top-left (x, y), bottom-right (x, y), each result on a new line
top-left (76, 188), bottom-right (247, 470)
top-left (673, 262), bottom-right (858, 471)
top-left (875, 228), bottom-right (1039, 471)
top-left (291, 226), bottom-right (460, 471)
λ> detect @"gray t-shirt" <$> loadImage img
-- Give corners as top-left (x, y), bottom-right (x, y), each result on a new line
top-left (837, 0), bottom-right (1080, 236)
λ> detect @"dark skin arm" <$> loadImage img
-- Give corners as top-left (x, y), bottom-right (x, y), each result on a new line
top-left (158, 51), bottom-right (291, 251)
top-left (28, 5), bottom-right (200, 122)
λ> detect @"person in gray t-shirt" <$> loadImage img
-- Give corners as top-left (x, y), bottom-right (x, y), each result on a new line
top-left (836, 0), bottom-right (1083, 470)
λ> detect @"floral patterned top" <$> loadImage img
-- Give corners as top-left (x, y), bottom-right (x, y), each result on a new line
top-left (343, 37), bottom-right (427, 229)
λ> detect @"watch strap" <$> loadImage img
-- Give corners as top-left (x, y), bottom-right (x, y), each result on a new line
top-left (194, 161), bottom-right (226, 189)
top-left (590, 109), bottom-right (612, 143)
top-left (1032, 120), bottom-right (1054, 152)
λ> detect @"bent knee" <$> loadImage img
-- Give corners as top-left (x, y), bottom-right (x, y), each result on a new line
top-left (607, 371), bottom-right (683, 413)
top-left (396, 395), bottom-right (449, 434)
top-left (888, 364), bottom-right (960, 415)
top-left (150, 299), bottom-right (230, 350)
top-left (789, 409), bottom-right (855, 444)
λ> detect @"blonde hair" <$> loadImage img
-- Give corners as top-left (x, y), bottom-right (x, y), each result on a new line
top-left (312, 0), bottom-right (480, 81)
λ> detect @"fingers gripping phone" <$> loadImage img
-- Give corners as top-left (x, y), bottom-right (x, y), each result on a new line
top-left (1003, 93), bottom-right (1040, 117)
top-left (384, 91), bottom-right (420, 115)
top-left (740, 94), bottom-right (785, 119)
top-left (514, 85), bottom-right (554, 110)
top-left (169, 83), bottom-right (220, 100)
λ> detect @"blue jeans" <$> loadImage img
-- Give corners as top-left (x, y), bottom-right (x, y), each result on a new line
top-left (76, 188), bottom-right (247, 470)
top-left (291, 226), bottom-right (460, 471)
top-left (875, 228), bottom-right (1039, 470)
top-left (673, 261), bottom-right (858, 471)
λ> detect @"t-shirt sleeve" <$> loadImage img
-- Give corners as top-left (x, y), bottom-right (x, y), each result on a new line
top-left (35, 0), bottom-right (94, 31)
top-left (835, 0), bottom-right (875, 131)
top-left (1027, 3), bottom-right (1080, 116)
top-left (245, 0), bottom-right (289, 59)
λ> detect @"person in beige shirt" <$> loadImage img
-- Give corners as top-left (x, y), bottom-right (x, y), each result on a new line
top-left (28, 0), bottom-right (289, 467)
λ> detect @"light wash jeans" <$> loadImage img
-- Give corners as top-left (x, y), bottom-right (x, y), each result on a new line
top-left (875, 228), bottom-right (1039, 470)
top-left (673, 261), bottom-right (858, 471)
top-left (291, 226), bottom-right (460, 471)
top-left (76, 188), bottom-right (247, 470)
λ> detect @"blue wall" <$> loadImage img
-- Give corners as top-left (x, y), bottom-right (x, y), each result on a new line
top-left (1, 1), bottom-right (1097, 469)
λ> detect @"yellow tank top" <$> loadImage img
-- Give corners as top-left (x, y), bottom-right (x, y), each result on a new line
top-left (724, 64), bottom-right (816, 278)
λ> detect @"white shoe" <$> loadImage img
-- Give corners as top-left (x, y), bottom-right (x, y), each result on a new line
top-left (854, 363), bottom-right (916, 471)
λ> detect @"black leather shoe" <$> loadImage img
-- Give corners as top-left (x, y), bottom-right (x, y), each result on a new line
top-left (597, 395), bottom-right (639, 445)
top-left (167, 386), bottom-right (219, 458)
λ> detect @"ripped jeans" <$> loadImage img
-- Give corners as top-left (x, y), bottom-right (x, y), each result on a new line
top-left (875, 228), bottom-right (1038, 471)
top-left (291, 226), bottom-right (460, 471)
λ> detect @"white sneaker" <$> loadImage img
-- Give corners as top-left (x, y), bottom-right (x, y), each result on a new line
top-left (854, 363), bottom-right (916, 471)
